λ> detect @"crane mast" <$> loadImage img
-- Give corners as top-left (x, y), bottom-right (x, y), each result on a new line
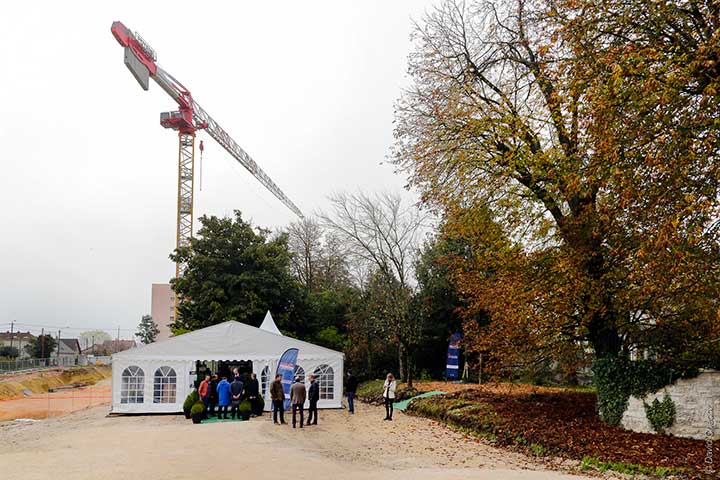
top-left (111, 21), bottom-right (303, 317)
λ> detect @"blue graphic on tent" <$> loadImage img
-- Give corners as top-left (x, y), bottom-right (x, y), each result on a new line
top-left (446, 332), bottom-right (462, 379)
top-left (275, 348), bottom-right (299, 411)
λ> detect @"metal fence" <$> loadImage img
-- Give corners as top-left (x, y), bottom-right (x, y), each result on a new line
top-left (0, 355), bottom-right (102, 374)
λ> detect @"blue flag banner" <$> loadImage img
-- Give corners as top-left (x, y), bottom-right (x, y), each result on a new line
top-left (446, 332), bottom-right (462, 380)
top-left (275, 347), bottom-right (299, 411)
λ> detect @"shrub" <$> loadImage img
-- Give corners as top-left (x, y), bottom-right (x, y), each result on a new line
top-left (190, 401), bottom-right (205, 416)
top-left (239, 399), bottom-right (252, 415)
top-left (183, 390), bottom-right (200, 412)
top-left (253, 394), bottom-right (264, 414)
top-left (644, 394), bottom-right (676, 433)
top-left (0, 346), bottom-right (19, 358)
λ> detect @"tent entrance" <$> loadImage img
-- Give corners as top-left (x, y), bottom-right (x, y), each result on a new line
top-left (194, 360), bottom-right (253, 386)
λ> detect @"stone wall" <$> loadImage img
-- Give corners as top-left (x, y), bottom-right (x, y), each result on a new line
top-left (621, 370), bottom-right (719, 440)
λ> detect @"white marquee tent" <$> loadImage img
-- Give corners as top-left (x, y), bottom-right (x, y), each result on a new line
top-left (111, 315), bottom-right (344, 414)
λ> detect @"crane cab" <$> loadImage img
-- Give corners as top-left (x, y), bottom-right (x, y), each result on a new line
top-left (160, 109), bottom-right (195, 134)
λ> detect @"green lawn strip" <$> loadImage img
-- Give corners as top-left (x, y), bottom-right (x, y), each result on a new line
top-left (394, 390), bottom-right (445, 411)
top-left (198, 415), bottom-right (247, 424)
top-left (580, 456), bottom-right (681, 477)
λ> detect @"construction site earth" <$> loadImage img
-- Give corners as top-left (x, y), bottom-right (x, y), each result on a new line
top-left (0, 366), bottom-right (604, 480)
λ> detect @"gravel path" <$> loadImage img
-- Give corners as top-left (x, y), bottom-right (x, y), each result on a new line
top-left (0, 400), bottom-right (604, 480)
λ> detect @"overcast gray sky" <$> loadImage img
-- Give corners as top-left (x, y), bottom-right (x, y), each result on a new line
top-left (0, 1), bottom-right (437, 339)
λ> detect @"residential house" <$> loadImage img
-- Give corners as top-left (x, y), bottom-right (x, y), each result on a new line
top-left (0, 331), bottom-right (36, 358)
top-left (58, 338), bottom-right (82, 365)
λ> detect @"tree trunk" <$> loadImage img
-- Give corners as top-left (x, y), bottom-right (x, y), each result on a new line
top-left (588, 310), bottom-right (622, 358)
top-left (398, 344), bottom-right (405, 381)
top-left (406, 347), bottom-right (414, 388)
top-left (563, 204), bottom-right (622, 360)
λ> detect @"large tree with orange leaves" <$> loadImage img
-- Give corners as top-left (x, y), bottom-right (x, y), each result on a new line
top-left (393, 0), bottom-right (720, 377)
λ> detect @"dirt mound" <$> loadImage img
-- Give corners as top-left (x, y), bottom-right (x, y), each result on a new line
top-left (0, 366), bottom-right (111, 401)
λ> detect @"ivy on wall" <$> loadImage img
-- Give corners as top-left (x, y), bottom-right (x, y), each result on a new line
top-left (593, 357), bottom-right (689, 426)
top-left (643, 394), bottom-right (676, 433)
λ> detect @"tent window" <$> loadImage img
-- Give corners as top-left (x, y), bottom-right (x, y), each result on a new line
top-left (153, 366), bottom-right (177, 403)
top-left (313, 364), bottom-right (334, 400)
top-left (260, 365), bottom-right (270, 395)
top-left (294, 365), bottom-right (305, 384)
top-left (121, 366), bottom-right (144, 404)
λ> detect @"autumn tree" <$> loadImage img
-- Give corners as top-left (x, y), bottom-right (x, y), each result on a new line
top-left (393, 0), bottom-right (720, 394)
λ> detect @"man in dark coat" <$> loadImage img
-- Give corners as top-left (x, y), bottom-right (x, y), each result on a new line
top-left (307, 374), bottom-right (320, 425)
top-left (208, 374), bottom-right (219, 417)
top-left (229, 375), bottom-right (244, 420)
top-left (247, 373), bottom-right (261, 416)
top-left (346, 371), bottom-right (358, 414)
top-left (269, 374), bottom-right (286, 425)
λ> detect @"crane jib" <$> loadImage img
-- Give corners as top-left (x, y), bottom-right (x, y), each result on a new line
top-left (111, 20), bottom-right (303, 220)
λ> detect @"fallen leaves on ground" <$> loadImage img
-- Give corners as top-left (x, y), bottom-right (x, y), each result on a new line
top-left (407, 383), bottom-right (717, 479)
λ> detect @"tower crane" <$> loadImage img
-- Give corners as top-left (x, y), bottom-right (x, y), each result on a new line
top-left (110, 21), bottom-right (303, 289)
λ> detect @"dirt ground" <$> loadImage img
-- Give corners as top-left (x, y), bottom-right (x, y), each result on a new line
top-left (0, 398), bottom-right (606, 480)
top-left (0, 366), bottom-right (111, 401)
top-left (0, 379), bottom-right (111, 421)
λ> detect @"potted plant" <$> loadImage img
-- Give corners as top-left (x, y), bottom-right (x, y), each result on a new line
top-left (183, 394), bottom-right (194, 419)
top-left (191, 401), bottom-right (205, 424)
top-left (239, 399), bottom-right (252, 421)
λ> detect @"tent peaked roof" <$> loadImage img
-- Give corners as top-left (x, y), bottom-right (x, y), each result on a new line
top-left (112, 320), bottom-right (342, 361)
top-left (259, 311), bottom-right (282, 336)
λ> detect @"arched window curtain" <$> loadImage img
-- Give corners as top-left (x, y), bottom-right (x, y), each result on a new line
top-left (153, 366), bottom-right (177, 403)
top-left (121, 366), bottom-right (144, 404)
top-left (294, 365), bottom-right (305, 384)
top-left (313, 364), bottom-right (334, 400)
top-left (260, 365), bottom-right (270, 395)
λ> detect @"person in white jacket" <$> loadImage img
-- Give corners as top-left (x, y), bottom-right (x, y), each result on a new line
top-left (382, 373), bottom-right (397, 421)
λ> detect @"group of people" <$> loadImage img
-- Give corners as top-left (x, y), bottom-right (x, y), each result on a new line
top-left (199, 368), bottom-right (397, 424)
top-left (198, 368), bottom-right (262, 420)
top-left (268, 372), bottom-right (322, 428)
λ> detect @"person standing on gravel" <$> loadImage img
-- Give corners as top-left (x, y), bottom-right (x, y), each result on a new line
top-left (290, 375), bottom-right (306, 428)
top-left (208, 374), bottom-right (219, 418)
top-left (199, 374), bottom-right (211, 417)
top-left (229, 375), bottom-right (244, 420)
top-left (247, 372), bottom-right (261, 416)
top-left (346, 371), bottom-right (358, 414)
top-left (382, 373), bottom-right (396, 421)
top-left (306, 374), bottom-right (319, 425)
top-left (270, 373), bottom-right (286, 425)
top-left (217, 376), bottom-right (232, 419)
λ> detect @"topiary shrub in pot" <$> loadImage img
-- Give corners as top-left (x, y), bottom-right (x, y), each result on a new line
top-left (239, 399), bottom-right (252, 421)
top-left (191, 401), bottom-right (205, 424)
top-left (183, 393), bottom-right (195, 419)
